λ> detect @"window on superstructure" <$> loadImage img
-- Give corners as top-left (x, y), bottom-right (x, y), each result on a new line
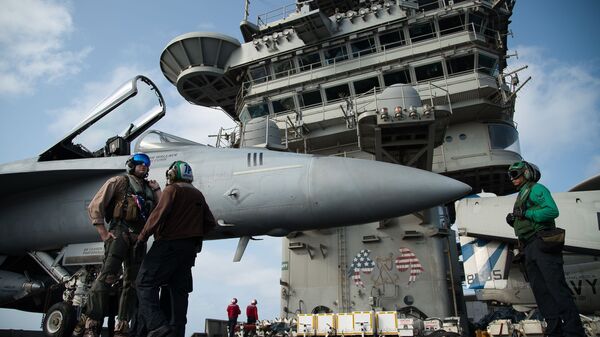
top-left (353, 77), bottom-right (380, 95)
top-left (350, 38), bottom-right (376, 58)
top-left (325, 84), bottom-right (351, 102)
top-left (478, 54), bottom-right (498, 76)
top-left (488, 124), bottom-right (521, 154)
top-left (249, 65), bottom-right (270, 84)
top-left (273, 59), bottom-right (297, 79)
top-left (272, 96), bottom-right (296, 114)
top-left (379, 30), bottom-right (406, 50)
top-left (417, 0), bottom-right (439, 12)
top-left (468, 13), bottom-right (484, 33)
top-left (247, 102), bottom-right (269, 118)
top-left (324, 46), bottom-right (349, 65)
top-left (415, 62), bottom-right (444, 82)
top-left (439, 15), bottom-right (465, 36)
top-left (298, 52), bottom-right (322, 72)
top-left (446, 54), bottom-right (474, 75)
top-left (383, 69), bottom-right (411, 86)
top-left (299, 89), bottom-right (323, 108)
top-left (409, 21), bottom-right (436, 43)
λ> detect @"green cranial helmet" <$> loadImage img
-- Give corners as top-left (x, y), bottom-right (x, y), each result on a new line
top-left (166, 160), bottom-right (194, 183)
top-left (508, 161), bottom-right (541, 182)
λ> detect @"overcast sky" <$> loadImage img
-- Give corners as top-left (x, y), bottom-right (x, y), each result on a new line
top-left (0, 0), bottom-right (599, 333)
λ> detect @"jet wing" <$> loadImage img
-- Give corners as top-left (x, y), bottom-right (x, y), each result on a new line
top-left (0, 168), bottom-right (123, 198)
top-left (0, 156), bottom-right (124, 198)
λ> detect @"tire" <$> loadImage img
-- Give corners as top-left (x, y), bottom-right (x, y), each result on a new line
top-left (43, 302), bottom-right (76, 337)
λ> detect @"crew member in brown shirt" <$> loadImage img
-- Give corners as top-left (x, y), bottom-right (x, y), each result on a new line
top-left (135, 160), bottom-right (216, 337)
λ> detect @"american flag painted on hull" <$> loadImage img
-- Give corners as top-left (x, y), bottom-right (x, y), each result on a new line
top-left (348, 249), bottom-right (375, 288)
top-left (395, 247), bottom-right (424, 284)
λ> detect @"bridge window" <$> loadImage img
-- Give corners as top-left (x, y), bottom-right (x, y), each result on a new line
top-left (383, 69), bottom-right (411, 86)
top-left (379, 29), bottom-right (406, 50)
top-left (409, 21), bottom-right (436, 43)
top-left (273, 59), bottom-right (297, 79)
top-left (325, 83), bottom-right (351, 102)
top-left (247, 102), bottom-right (269, 118)
top-left (272, 96), bottom-right (296, 114)
top-left (478, 54), bottom-right (498, 76)
top-left (439, 15), bottom-right (465, 36)
top-left (249, 65), bottom-right (270, 84)
top-left (350, 37), bottom-right (376, 58)
top-left (415, 62), bottom-right (444, 82)
top-left (468, 13), bottom-right (484, 33)
top-left (383, 69), bottom-right (412, 86)
top-left (489, 124), bottom-right (521, 153)
top-left (446, 54), bottom-right (474, 75)
top-left (324, 46), bottom-right (348, 65)
top-left (299, 89), bottom-right (323, 108)
top-left (353, 77), bottom-right (380, 95)
top-left (298, 52), bottom-right (322, 71)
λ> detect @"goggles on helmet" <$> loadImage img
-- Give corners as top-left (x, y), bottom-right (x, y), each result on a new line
top-left (131, 153), bottom-right (151, 167)
top-left (508, 168), bottom-right (524, 180)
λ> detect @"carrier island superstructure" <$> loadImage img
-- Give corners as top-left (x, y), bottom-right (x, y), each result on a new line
top-left (159, 0), bottom-right (521, 328)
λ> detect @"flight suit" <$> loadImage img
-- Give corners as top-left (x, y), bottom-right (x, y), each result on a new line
top-left (512, 182), bottom-right (585, 337)
top-left (86, 175), bottom-right (157, 335)
top-left (136, 181), bottom-right (216, 337)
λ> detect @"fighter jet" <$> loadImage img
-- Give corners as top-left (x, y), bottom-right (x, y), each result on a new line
top-left (455, 176), bottom-right (600, 315)
top-left (0, 76), bottom-right (470, 334)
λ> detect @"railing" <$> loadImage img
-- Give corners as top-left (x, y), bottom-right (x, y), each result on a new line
top-left (257, 3), bottom-right (298, 27)
top-left (211, 124), bottom-right (241, 148)
top-left (242, 21), bottom-right (494, 91)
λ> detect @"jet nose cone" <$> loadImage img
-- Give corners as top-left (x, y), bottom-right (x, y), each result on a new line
top-left (308, 157), bottom-right (471, 225)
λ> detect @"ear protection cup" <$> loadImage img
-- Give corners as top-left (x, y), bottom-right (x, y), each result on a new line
top-left (523, 161), bottom-right (532, 181)
top-left (126, 159), bottom-right (135, 174)
top-left (166, 161), bottom-right (179, 183)
top-left (520, 161), bottom-right (541, 182)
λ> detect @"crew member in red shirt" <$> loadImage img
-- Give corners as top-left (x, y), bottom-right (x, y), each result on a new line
top-left (246, 299), bottom-right (258, 324)
top-left (227, 298), bottom-right (241, 337)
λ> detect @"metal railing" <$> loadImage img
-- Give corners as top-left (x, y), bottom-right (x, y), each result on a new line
top-left (257, 3), bottom-right (298, 27)
top-left (242, 21), bottom-right (493, 91)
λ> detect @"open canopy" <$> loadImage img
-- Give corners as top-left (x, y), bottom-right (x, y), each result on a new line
top-left (39, 75), bottom-right (166, 161)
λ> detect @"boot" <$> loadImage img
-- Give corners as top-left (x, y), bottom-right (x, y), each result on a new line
top-left (83, 318), bottom-right (99, 337)
top-left (114, 320), bottom-right (130, 337)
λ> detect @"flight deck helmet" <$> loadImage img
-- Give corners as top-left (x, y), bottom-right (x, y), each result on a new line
top-left (166, 160), bottom-right (194, 184)
top-left (508, 161), bottom-right (541, 183)
top-left (126, 153), bottom-right (151, 174)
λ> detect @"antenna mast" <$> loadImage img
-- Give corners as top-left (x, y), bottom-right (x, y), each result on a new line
top-left (243, 0), bottom-right (250, 21)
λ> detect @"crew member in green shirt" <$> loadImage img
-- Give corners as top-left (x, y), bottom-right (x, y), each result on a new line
top-left (506, 161), bottom-right (585, 337)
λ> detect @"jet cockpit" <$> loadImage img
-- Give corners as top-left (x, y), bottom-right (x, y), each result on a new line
top-left (38, 75), bottom-right (166, 161)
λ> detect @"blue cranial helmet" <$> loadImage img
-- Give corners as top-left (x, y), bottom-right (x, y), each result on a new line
top-left (126, 153), bottom-right (151, 174)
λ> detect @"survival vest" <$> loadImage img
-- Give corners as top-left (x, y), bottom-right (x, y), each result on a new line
top-left (512, 181), bottom-right (556, 240)
top-left (110, 174), bottom-right (156, 232)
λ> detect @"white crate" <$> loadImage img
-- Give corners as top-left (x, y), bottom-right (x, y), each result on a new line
top-left (336, 313), bottom-right (354, 334)
top-left (315, 314), bottom-right (337, 336)
top-left (353, 311), bottom-right (374, 335)
top-left (297, 314), bottom-right (316, 336)
top-left (376, 311), bottom-right (398, 335)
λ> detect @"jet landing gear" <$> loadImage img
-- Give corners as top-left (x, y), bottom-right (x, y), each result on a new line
top-left (43, 302), bottom-right (76, 337)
